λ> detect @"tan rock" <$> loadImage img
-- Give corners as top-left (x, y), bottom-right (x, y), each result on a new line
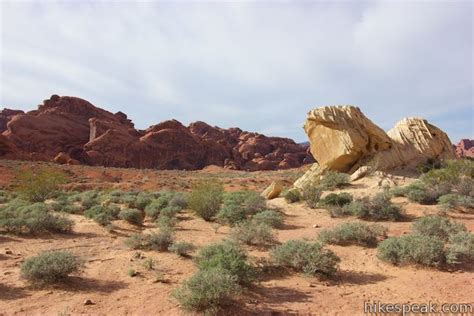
top-left (294, 106), bottom-right (456, 189)
top-left (261, 181), bottom-right (283, 199)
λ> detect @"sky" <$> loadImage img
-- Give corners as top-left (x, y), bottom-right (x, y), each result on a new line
top-left (1, 0), bottom-right (473, 143)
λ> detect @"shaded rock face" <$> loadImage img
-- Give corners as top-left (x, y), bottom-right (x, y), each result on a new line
top-left (0, 95), bottom-right (314, 170)
top-left (0, 109), bottom-right (24, 133)
top-left (294, 105), bottom-right (456, 189)
top-left (455, 139), bottom-right (474, 159)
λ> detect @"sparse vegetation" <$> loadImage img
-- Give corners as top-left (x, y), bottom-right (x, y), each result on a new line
top-left (445, 231), bottom-right (474, 266)
top-left (271, 240), bottom-right (340, 277)
top-left (84, 205), bottom-right (120, 226)
top-left (195, 240), bottom-right (255, 285)
top-left (377, 235), bottom-right (445, 267)
top-left (125, 228), bottom-right (174, 251)
top-left (318, 222), bottom-right (387, 247)
top-left (341, 192), bottom-right (402, 221)
top-left (319, 192), bottom-right (353, 207)
top-left (0, 200), bottom-right (73, 234)
top-left (217, 190), bottom-right (267, 226)
top-left (172, 267), bottom-right (240, 314)
top-left (21, 251), bottom-right (83, 284)
top-left (169, 241), bottom-right (196, 257)
top-left (15, 167), bottom-right (66, 202)
top-left (319, 171), bottom-right (350, 190)
top-left (230, 221), bottom-right (275, 246)
top-left (251, 210), bottom-right (283, 228)
top-left (188, 180), bottom-right (224, 221)
top-left (301, 185), bottom-right (322, 209)
top-left (284, 188), bottom-right (301, 203)
top-left (118, 208), bottom-right (144, 225)
top-left (411, 215), bottom-right (466, 241)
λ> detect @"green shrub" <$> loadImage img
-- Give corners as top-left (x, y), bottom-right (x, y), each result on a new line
top-left (412, 215), bottom-right (466, 241)
top-left (118, 208), bottom-right (143, 225)
top-left (156, 215), bottom-right (178, 229)
top-left (188, 180), bottom-right (224, 221)
top-left (129, 192), bottom-right (153, 210)
top-left (438, 194), bottom-right (474, 212)
top-left (145, 199), bottom-right (165, 220)
top-left (230, 221), bottom-right (275, 246)
top-left (195, 241), bottom-right (255, 285)
top-left (318, 222), bottom-right (387, 247)
top-left (84, 205), bottom-right (120, 226)
top-left (251, 210), bottom-right (283, 228)
top-left (416, 158), bottom-right (442, 174)
top-left (0, 190), bottom-right (12, 204)
top-left (21, 251), bottom-right (82, 283)
top-left (169, 241), bottom-right (196, 257)
top-left (271, 240), bottom-right (340, 277)
top-left (301, 185), bottom-right (322, 209)
top-left (284, 188), bottom-right (301, 203)
top-left (420, 159), bottom-right (474, 188)
top-left (319, 192), bottom-right (353, 208)
top-left (446, 232), bottom-right (474, 265)
top-left (389, 186), bottom-right (408, 197)
top-left (0, 200), bottom-right (73, 234)
top-left (216, 204), bottom-right (247, 226)
top-left (320, 171), bottom-right (350, 190)
top-left (169, 192), bottom-right (188, 209)
top-left (160, 206), bottom-right (181, 218)
top-left (125, 229), bottom-right (174, 251)
top-left (406, 185), bottom-right (441, 205)
top-left (342, 192), bottom-right (402, 221)
top-left (172, 267), bottom-right (240, 314)
top-left (241, 192), bottom-right (266, 215)
top-left (377, 235), bottom-right (445, 267)
top-left (15, 167), bottom-right (66, 202)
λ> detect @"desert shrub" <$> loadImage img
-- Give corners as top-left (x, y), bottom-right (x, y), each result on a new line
top-left (118, 208), bottom-right (143, 225)
top-left (284, 188), bottom-right (301, 203)
top-left (160, 205), bottom-right (181, 218)
top-left (406, 185), bottom-right (441, 205)
top-left (251, 210), bottom-right (283, 228)
top-left (84, 205), bottom-right (120, 226)
top-left (445, 232), bottom-right (474, 265)
top-left (21, 251), bottom-right (82, 284)
top-left (412, 215), bottom-right (466, 241)
top-left (216, 204), bottom-right (247, 226)
top-left (0, 200), bottom-right (73, 234)
top-left (230, 221), bottom-right (275, 246)
top-left (389, 186), bottom-right (408, 197)
top-left (156, 215), bottom-right (178, 229)
top-left (420, 159), bottom-right (474, 189)
top-left (195, 241), bottom-right (255, 285)
top-left (169, 192), bottom-right (188, 209)
top-left (318, 222), bottom-right (387, 247)
top-left (438, 194), bottom-right (474, 212)
top-left (319, 192), bottom-right (353, 208)
top-left (172, 267), bottom-right (240, 314)
top-left (416, 158), bottom-right (442, 174)
top-left (320, 171), bottom-right (350, 190)
top-left (377, 235), bottom-right (445, 267)
top-left (217, 191), bottom-right (266, 226)
top-left (455, 178), bottom-right (474, 196)
top-left (145, 199), bottom-right (165, 220)
top-left (169, 241), bottom-right (196, 257)
top-left (0, 190), bottom-right (12, 204)
top-left (129, 192), bottom-right (153, 210)
top-left (78, 191), bottom-right (101, 210)
top-left (301, 185), bottom-right (322, 209)
top-left (125, 229), bottom-right (174, 251)
top-left (342, 192), bottom-right (402, 221)
top-left (188, 180), bottom-right (224, 221)
top-left (14, 167), bottom-right (66, 202)
top-left (271, 240), bottom-right (340, 277)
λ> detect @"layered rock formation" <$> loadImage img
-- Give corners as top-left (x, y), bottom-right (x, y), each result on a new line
top-left (455, 139), bottom-right (474, 159)
top-left (294, 105), bottom-right (456, 189)
top-left (0, 95), bottom-right (314, 170)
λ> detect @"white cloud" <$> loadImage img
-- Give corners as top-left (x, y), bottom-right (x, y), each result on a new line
top-left (0, 0), bottom-right (472, 141)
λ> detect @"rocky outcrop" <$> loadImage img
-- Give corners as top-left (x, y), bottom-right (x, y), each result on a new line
top-left (294, 105), bottom-right (456, 189)
top-left (0, 109), bottom-right (24, 133)
top-left (455, 139), bottom-right (474, 159)
top-left (0, 95), bottom-right (314, 170)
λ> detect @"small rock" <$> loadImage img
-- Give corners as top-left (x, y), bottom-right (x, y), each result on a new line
top-left (84, 299), bottom-right (95, 306)
top-left (312, 224), bottom-right (320, 228)
top-left (5, 250), bottom-right (13, 255)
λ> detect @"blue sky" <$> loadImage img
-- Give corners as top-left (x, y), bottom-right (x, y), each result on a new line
top-left (1, 1), bottom-right (472, 143)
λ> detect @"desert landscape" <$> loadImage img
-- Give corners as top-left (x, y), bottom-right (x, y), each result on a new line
top-left (0, 98), bottom-right (473, 315)
top-left (1, 1), bottom-right (473, 315)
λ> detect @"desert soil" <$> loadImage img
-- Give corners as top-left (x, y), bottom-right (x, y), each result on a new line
top-left (0, 160), bottom-right (473, 315)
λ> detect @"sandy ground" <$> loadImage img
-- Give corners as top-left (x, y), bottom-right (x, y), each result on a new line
top-left (0, 160), bottom-right (473, 315)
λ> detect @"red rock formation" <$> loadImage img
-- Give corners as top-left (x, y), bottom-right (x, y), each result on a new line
top-left (455, 139), bottom-right (474, 158)
top-left (0, 109), bottom-right (24, 133)
top-left (1, 95), bottom-right (314, 170)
